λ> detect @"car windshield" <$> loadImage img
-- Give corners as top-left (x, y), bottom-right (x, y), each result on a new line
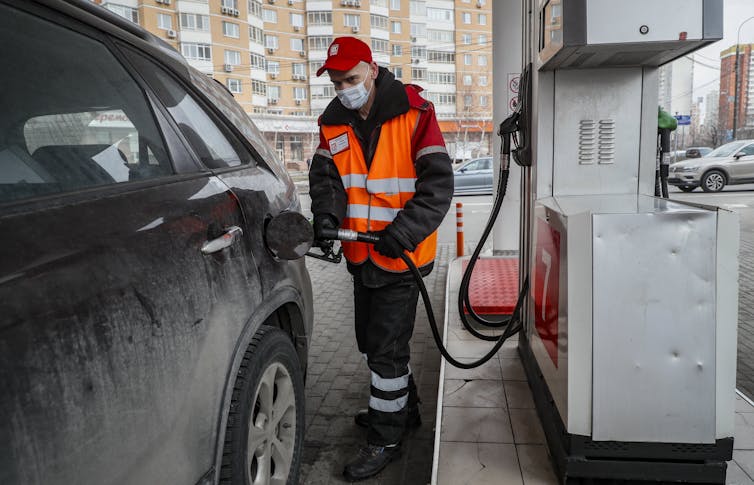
top-left (707, 141), bottom-right (748, 158)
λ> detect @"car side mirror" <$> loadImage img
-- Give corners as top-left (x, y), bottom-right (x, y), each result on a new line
top-left (458, 167), bottom-right (467, 173)
top-left (265, 211), bottom-right (313, 260)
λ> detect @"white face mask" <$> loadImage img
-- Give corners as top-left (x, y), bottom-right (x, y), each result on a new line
top-left (335, 66), bottom-right (373, 110)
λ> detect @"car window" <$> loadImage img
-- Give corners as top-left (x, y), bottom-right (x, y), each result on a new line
top-left (739, 144), bottom-right (754, 157)
top-left (464, 160), bottom-right (480, 171)
top-left (479, 159), bottom-right (492, 170)
top-left (123, 51), bottom-right (245, 170)
top-left (708, 142), bottom-right (748, 158)
top-left (0, 5), bottom-right (172, 204)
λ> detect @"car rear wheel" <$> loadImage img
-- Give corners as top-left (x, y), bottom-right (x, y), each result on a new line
top-left (701, 170), bottom-right (726, 193)
top-left (678, 186), bottom-right (696, 192)
top-left (221, 325), bottom-right (305, 485)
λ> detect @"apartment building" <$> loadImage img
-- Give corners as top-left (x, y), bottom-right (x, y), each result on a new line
top-left (719, 44), bottom-right (754, 141)
top-left (95, 0), bottom-right (493, 167)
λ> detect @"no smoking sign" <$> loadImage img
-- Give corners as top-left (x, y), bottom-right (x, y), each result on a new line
top-left (507, 73), bottom-right (521, 115)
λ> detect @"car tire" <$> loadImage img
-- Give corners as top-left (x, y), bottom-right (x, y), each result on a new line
top-left (220, 325), bottom-right (305, 485)
top-left (701, 170), bottom-right (726, 192)
top-left (678, 186), bottom-right (696, 192)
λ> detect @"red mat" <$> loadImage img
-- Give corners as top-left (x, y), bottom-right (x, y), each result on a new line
top-left (461, 257), bottom-right (519, 315)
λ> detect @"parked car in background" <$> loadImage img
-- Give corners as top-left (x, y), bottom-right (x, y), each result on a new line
top-left (668, 140), bottom-right (754, 192)
top-left (685, 146), bottom-right (713, 159)
top-left (453, 156), bottom-right (494, 195)
top-left (0, 1), bottom-right (312, 484)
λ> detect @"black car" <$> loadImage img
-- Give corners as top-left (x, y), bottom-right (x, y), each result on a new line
top-left (0, 1), bottom-right (313, 484)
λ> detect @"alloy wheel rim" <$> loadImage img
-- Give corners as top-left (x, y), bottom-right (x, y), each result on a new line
top-left (246, 362), bottom-right (296, 485)
top-left (705, 173), bottom-right (724, 191)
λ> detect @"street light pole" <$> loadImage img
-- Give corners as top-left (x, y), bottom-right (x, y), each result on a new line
top-left (733, 16), bottom-right (754, 141)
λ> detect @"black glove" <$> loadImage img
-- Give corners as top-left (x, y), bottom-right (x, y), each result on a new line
top-left (373, 229), bottom-right (406, 259)
top-left (313, 215), bottom-right (337, 246)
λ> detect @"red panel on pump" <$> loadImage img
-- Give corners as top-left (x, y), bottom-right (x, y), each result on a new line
top-left (462, 258), bottom-right (519, 315)
top-left (534, 219), bottom-right (560, 367)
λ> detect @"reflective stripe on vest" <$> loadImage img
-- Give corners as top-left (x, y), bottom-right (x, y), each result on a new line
top-left (321, 108), bottom-right (437, 272)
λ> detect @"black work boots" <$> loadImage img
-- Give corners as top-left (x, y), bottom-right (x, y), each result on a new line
top-left (343, 443), bottom-right (402, 482)
top-left (353, 407), bottom-right (422, 429)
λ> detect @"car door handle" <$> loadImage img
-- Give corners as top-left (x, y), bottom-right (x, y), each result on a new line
top-left (201, 226), bottom-right (243, 254)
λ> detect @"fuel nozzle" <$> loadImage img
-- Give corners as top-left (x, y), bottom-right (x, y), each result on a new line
top-left (498, 111), bottom-right (520, 170)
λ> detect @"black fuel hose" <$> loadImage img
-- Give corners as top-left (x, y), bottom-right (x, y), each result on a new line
top-left (319, 227), bottom-right (528, 369)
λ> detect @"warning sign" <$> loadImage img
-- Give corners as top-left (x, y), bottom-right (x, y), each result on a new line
top-left (507, 73), bottom-right (521, 116)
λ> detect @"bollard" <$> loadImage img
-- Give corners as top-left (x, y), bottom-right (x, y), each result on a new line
top-left (456, 202), bottom-right (464, 257)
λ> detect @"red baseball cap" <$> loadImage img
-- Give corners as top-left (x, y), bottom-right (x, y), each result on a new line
top-left (316, 37), bottom-right (373, 77)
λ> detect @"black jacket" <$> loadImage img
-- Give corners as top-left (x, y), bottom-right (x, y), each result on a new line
top-left (309, 67), bottom-right (453, 286)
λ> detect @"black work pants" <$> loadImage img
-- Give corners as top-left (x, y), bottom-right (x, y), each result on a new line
top-left (353, 273), bottom-right (420, 446)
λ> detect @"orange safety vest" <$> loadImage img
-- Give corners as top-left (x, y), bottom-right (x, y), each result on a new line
top-left (321, 109), bottom-right (438, 272)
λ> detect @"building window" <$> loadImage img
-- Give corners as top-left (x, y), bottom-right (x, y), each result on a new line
top-left (263, 9), bottom-right (277, 23)
top-left (223, 21), bottom-right (240, 38)
top-left (479, 75), bottom-right (488, 86)
top-left (394, 66), bottom-right (403, 79)
top-left (411, 46), bottom-right (426, 59)
top-left (249, 25), bottom-right (264, 44)
top-left (291, 38), bottom-right (305, 52)
top-left (428, 71), bottom-right (455, 84)
top-left (392, 44), bottom-right (403, 56)
top-left (427, 7), bottom-right (452, 22)
top-left (478, 34), bottom-right (487, 45)
top-left (267, 61), bottom-right (280, 74)
top-left (105, 4), bottom-right (138, 23)
top-left (312, 85), bottom-right (336, 99)
top-left (268, 85), bottom-right (281, 100)
top-left (462, 12), bottom-right (471, 24)
top-left (265, 35), bottom-right (279, 49)
top-left (250, 53), bottom-right (265, 70)
top-left (390, 0), bottom-right (400, 9)
top-left (371, 39), bottom-right (389, 54)
top-left (464, 53), bottom-right (472, 65)
top-left (427, 29), bottom-right (453, 43)
top-left (425, 92), bottom-right (456, 105)
top-left (227, 78), bottom-right (242, 93)
top-left (391, 21), bottom-right (402, 34)
top-left (478, 55), bottom-right (487, 66)
top-left (293, 86), bottom-right (307, 100)
top-left (427, 50), bottom-right (455, 63)
top-left (478, 13), bottom-right (487, 25)
top-left (248, 0), bottom-right (263, 19)
top-left (222, 0), bottom-right (238, 8)
top-left (309, 60), bottom-right (324, 75)
top-left (463, 74), bottom-right (472, 86)
top-left (157, 13), bottom-right (172, 30)
top-left (180, 13), bottom-right (209, 31)
top-left (411, 23), bottom-right (426, 38)
top-left (224, 50), bottom-right (241, 65)
top-left (410, 0), bottom-right (426, 16)
top-left (479, 95), bottom-right (488, 107)
top-left (290, 13), bottom-right (304, 28)
top-left (344, 14), bottom-right (360, 28)
top-left (252, 79), bottom-right (267, 95)
top-left (462, 33), bottom-right (472, 45)
top-left (181, 43), bottom-right (212, 61)
top-left (308, 11), bottom-right (332, 25)
top-left (464, 94), bottom-right (473, 108)
top-left (290, 135), bottom-right (303, 161)
top-left (292, 63), bottom-right (306, 77)
top-left (411, 67), bottom-right (427, 80)
top-left (370, 0), bottom-right (388, 7)
top-left (371, 14), bottom-right (388, 30)
top-left (309, 36), bottom-right (333, 50)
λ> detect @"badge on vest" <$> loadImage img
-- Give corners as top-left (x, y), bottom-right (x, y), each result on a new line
top-left (328, 133), bottom-right (350, 155)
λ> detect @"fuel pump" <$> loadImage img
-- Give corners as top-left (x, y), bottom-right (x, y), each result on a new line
top-left (657, 107), bottom-right (678, 198)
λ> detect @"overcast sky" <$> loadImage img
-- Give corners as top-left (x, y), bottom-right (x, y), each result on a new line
top-left (690, 0), bottom-right (754, 104)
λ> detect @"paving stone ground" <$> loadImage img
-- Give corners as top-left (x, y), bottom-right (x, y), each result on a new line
top-left (299, 244), bottom-right (453, 485)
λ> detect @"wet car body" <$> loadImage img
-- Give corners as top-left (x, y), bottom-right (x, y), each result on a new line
top-left (0, 1), bottom-right (312, 484)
